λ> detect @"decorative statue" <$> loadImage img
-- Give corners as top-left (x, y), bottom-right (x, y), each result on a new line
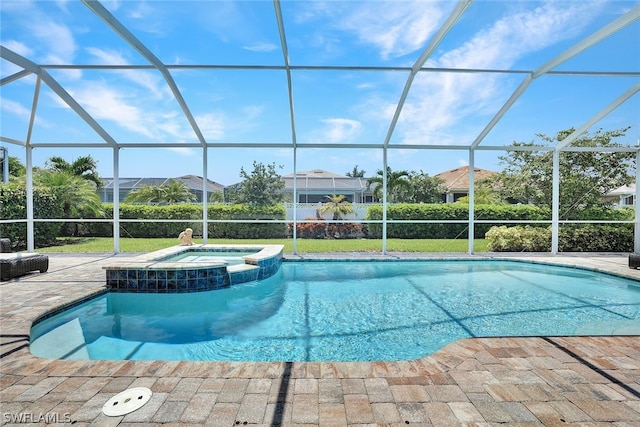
top-left (178, 228), bottom-right (194, 246)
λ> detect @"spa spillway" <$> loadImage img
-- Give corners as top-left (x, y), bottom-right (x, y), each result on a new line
top-left (103, 244), bottom-right (283, 293)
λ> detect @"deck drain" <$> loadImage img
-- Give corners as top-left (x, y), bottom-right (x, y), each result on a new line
top-left (102, 387), bottom-right (152, 417)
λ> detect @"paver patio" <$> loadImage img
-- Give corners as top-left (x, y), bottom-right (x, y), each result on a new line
top-left (1, 252), bottom-right (639, 426)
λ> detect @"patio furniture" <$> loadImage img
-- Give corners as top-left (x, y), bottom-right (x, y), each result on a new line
top-left (630, 253), bottom-right (640, 269)
top-left (0, 238), bottom-right (49, 281)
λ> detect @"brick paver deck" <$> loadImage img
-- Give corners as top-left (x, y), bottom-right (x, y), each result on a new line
top-left (1, 252), bottom-right (639, 426)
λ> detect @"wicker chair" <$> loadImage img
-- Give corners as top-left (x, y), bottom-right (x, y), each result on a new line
top-left (630, 253), bottom-right (640, 270)
top-left (0, 238), bottom-right (49, 281)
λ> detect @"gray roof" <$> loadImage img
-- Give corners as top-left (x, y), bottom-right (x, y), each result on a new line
top-left (282, 169), bottom-right (370, 193)
top-left (101, 175), bottom-right (224, 192)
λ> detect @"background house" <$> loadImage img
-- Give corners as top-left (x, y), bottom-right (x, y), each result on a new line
top-left (435, 166), bottom-right (498, 203)
top-left (605, 184), bottom-right (636, 207)
top-left (282, 169), bottom-right (375, 204)
top-left (99, 175), bottom-right (225, 203)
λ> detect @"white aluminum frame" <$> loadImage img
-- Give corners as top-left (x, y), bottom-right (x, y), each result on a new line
top-left (0, 1), bottom-right (638, 254)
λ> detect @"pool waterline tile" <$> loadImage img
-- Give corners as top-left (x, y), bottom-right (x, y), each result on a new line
top-left (102, 244), bottom-right (283, 293)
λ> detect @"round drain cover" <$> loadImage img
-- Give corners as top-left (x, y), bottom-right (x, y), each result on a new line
top-left (102, 387), bottom-right (152, 417)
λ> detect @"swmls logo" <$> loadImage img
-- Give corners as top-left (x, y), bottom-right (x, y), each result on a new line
top-left (3, 412), bottom-right (72, 423)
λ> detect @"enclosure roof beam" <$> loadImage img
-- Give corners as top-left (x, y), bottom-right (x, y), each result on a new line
top-left (82, 0), bottom-right (207, 147)
top-left (0, 46), bottom-right (118, 148)
top-left (274, 0), bottom-right (298, 147)
top-left (470, 5), bottom-right (640, 149)
top-left (0, 68), bottom-right (32, 86)
top-left (555, 82), bottom-right (640, 150)
top-left (382, 0), bottom-right (473, 149)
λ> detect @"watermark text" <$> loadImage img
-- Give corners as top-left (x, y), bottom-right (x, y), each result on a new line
top-left (3, 412), bottom-right (72, 424)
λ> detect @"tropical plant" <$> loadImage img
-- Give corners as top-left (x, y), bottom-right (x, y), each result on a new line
top-left (406, 170), bottom-right (446, 203)
top-left (3, 155), bottom-right (26, 179)
top-left (124, 180), bottom-right (195, 205)
top-left (125, 184), bottom-right (164, 204)
top-left (161, 180), bottom-right (197, 204)
top-left (455, 186), bottom-right (505, 205)
top-left (346, 165), bottom-right (366, 177)
top-left (488, 127), bottom-right (634, 218)
top-left (234, 161), bottom-right (285, 206)
top-left (34, 170), bottom-right (104, 219)
top-left (209, 190), bottom-right (225, 203)
top-left (45, 155), bottom-right (102, 188)
top-left (317, 194), bottom-right (356, 220)
top-left (367, 167), bottom-right (412, 202)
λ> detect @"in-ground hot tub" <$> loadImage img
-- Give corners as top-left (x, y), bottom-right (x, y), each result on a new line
top-left (103, 244), bottom-right (283, 293)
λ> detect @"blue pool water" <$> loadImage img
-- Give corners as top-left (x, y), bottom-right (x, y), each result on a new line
top-left (164, 250), bottom-right (259, 264)
top-left (30, 260), bottom-right (640, 362)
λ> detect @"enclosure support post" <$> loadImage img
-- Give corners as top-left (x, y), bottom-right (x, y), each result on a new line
top-left (25, 146), bottom-right (34, 252)
top-left (551, 149), bottom-right (560, 254)
top-left (202, 146), bottom-right (208, 244)
top-left (468, 149), bottom-right (475, 254)
top-left (292, 147), bottom-right (298, 254)
top-left (382, 148), bottom-right (388, 255)
top-left (112, 147), bottom-right (120, 254)
top-left (635, 144), bottom-right (640, 253)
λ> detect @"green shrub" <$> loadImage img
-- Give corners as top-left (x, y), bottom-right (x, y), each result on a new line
top-left (486, 226), bottom-right (551, 252)
top-left (486, 224), bottom-right (633, 252)
top-left (0, 183), bottom-right (63, 248)
top-left (559, 224), bottom-right (633, 252)
top-left (366, 204), bottom-right (548, 239)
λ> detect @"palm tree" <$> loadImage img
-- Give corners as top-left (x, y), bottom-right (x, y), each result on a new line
top-left (317, 194), bottom-right (355, 220)
top-left (367, 167), bottom-right (411, 202)
top-left (33, 170), bottom-right (104, 236)
top-left (345, 165), bottom-right (366, 178)
top-left (34, 170), bottom-right (104, 218)
top-left (125, 184), bottom-right (166, 205)
top-left (124, 180), bottom-right (196, 205)
top-left (46, 155), bottom-right (102, 188)
top-left (162, 180), bottom-right (196, 204)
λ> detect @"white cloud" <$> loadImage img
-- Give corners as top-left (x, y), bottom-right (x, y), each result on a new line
top-left (243, 43), bottom-right (278, 53)
top-left (85, 47), bottom-right (165, 99)
top-left (319, 118), bottom-right (362, 143)
top-left (33, 21), bottom-right (76, 64)
top-left (166, 146), bottom-right (195, 156)
top-left (196, 113), bottom-right (225, 140)
top-left (393, 1), bottom-right (604, 145)
top-left (341, 1), bottom-right (450, 60)
top-left (1, 99), bottom-right (32, 121)
top-left (2, 40), bottom-right (33, 58)
top-left (70, 83), bottom-right (155, 138)
top-left (3, 2), bottom-right (80, 79)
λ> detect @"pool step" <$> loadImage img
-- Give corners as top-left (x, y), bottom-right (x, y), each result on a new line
top-left (227, 263), bottom-right (260, 284)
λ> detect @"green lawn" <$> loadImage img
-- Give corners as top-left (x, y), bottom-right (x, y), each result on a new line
top-left (38, 237), bottom-right (488, 253)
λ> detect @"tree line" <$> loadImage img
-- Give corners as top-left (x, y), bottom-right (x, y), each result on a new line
top-left (1, 126), bottom-right (635, 223)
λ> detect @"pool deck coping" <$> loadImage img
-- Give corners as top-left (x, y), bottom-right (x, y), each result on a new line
top-left (1, 251), bottom-right (639, 425)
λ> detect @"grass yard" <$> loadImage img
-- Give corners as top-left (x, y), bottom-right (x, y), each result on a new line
top-left (38, 237), bottom-right (488, 253)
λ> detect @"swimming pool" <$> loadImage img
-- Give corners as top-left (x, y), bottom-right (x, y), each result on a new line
top-left (30, 260), bottom-right (640, 362)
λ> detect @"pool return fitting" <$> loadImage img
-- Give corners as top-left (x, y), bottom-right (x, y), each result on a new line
top-left (102, 387), bottom-right (152, 416)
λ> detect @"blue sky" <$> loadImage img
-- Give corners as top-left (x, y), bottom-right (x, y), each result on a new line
top-left (1, 0), bottom-right (639, 186)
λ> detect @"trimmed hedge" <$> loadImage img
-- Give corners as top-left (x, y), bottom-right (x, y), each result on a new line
top-left (559, 224), bottom-right (633, 252)
top-left (208, 204), bottom-right (286, 238)
top-left (486, 224), bottom-right (633, 252)
top-left (0, 184), bottom-right (63, 248)
top-left (85, 203), bottom-right (286, 239)
top-left (366, 204), bottom-right (549, 239)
